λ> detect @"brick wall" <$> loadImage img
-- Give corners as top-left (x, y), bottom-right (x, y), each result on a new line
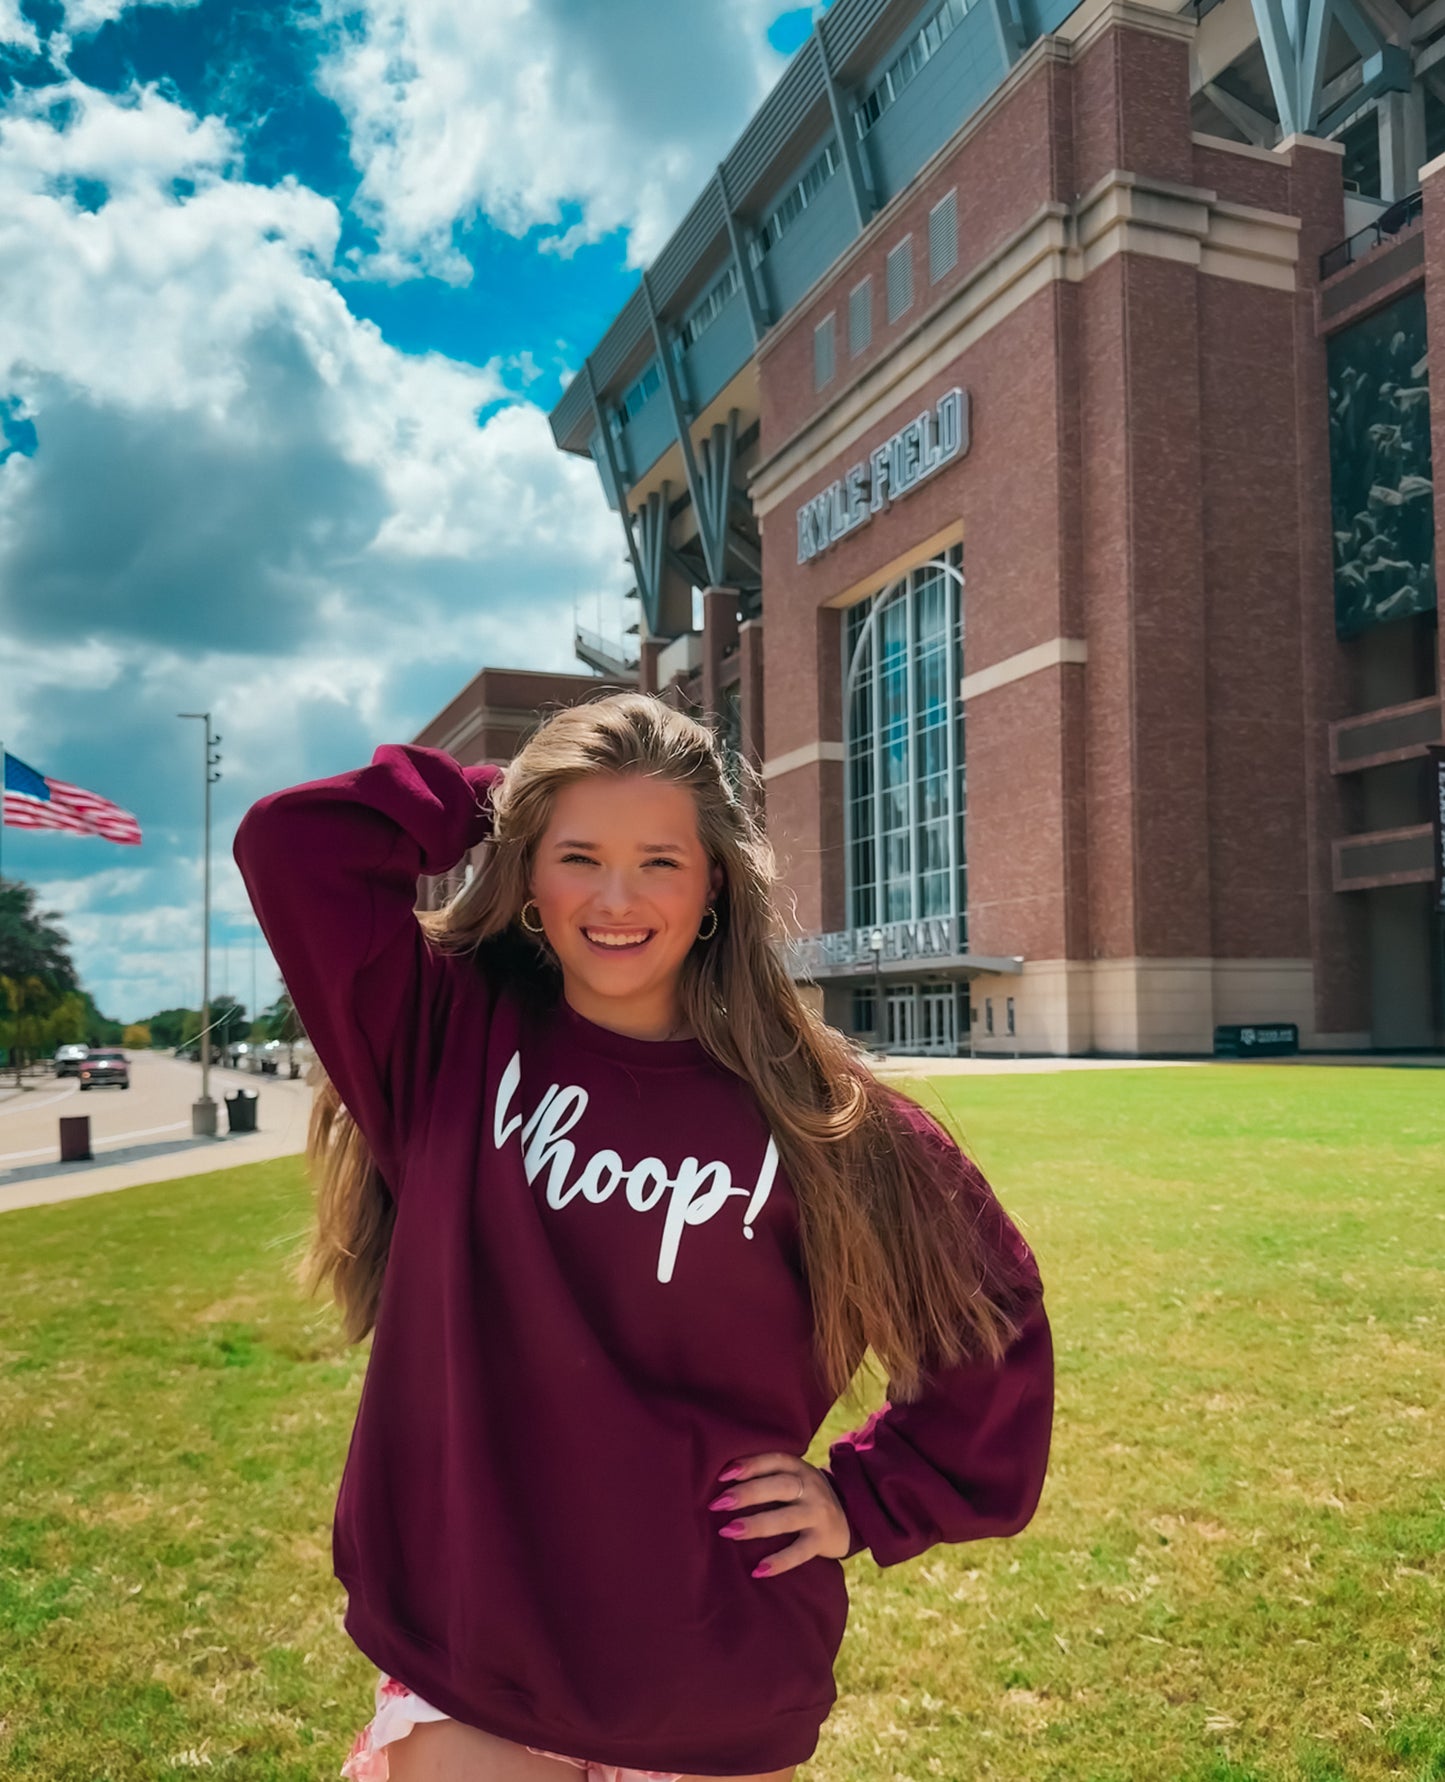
top-left (750, 2), bottom-right (1364, 1041)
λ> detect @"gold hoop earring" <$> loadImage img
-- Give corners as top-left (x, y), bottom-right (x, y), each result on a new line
top-left (520, 899), bottom-right (546, 936)
top-left (697, 905), bottom-right (718, 941)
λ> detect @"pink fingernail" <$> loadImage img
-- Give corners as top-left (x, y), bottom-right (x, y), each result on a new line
top-left (717, 1465), bottom-right (742, 1482)
top-left (752, 1561), bottom-right (771, 1578)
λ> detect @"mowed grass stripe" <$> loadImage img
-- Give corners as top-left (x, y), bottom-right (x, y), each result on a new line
top-left (0, 1065), bottom-right (1441, 1780)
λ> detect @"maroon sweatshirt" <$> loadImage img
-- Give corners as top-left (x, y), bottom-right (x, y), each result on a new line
top-left (233, 741), bottom-right (1054, 1777)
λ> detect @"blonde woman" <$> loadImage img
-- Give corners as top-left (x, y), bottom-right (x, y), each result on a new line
top-left (233, 691), bottom-right (1054, 1782)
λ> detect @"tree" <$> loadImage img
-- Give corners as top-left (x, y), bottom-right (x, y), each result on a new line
top-left (177, 995), bottom-right (247, 1051)
top-left (78, 990), bottom-right (123, 1048)
top-left (0, 876), bottom-right (80, 993)
top-left (0, 877), bottom-right (105, 1079)
top-left (211, 994), bottom-right (249, 1047)
top-left (254, 991), bottom-right (302, 1045)
top-left (148, 1007), bottom-right (193, 1050)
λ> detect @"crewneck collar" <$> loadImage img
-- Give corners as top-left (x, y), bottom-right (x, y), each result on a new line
top-left (552, 992), bottom-right (711, 1069)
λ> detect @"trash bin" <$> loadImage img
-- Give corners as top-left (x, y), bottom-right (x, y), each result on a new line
top-left (224, 1088), bottom-right (259, 1134)
top-left (59, 1114), bottom-right (92, 1162)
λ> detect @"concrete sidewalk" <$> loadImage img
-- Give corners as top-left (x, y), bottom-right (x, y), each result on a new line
top-left (871, 1055), bottom-right (1200, 1077)
top-left (871, 1050), bottom-right (1445, 1077)
top-left (0, 1068), bottom-right (314, 1216)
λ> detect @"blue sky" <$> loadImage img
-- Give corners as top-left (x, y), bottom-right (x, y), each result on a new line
top-left (0, 0), bottom-right (825, 1024)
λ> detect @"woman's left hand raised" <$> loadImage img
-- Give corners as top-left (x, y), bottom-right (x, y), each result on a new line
top-left (708, 1451), bottom-right (854, 1577)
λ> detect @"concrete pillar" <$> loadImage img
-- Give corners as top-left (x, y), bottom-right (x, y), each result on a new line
top-left (738, 616), bottom-right (765, 773)
top-left (701, 586), bottom-right (741, 719)
top-left (1379, 87), bottom-right (1427, 202)
top-left (640, 637), bottom-right (665, 695)
top-left (1287, 134), bottom-right (1371, 1041)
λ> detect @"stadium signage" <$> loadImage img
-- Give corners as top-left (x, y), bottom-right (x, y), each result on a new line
top-left (787, 914), bottom-right (962, 977)
top-left (796, 386), bottom-right (969, 565)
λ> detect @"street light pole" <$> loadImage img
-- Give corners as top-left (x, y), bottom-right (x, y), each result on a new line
top-left (869, 926), bottom-right (885, 1053)
top-left (178, 710), bottom-right (221, 1135)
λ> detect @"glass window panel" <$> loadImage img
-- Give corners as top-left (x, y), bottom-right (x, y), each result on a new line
top-left (918, 648), bottom-right (946, 718)
top-left (882, 722), bottom-right (908, 787)
top-left (882, 595), bottom-right (907, 650)
top-left (917, 573), bottom-right (944, 638)
top-left (844, 554), bottom-right (965, 939)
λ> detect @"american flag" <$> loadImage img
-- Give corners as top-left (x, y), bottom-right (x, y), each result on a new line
top-left (2, 749), bottom-right (142, 844)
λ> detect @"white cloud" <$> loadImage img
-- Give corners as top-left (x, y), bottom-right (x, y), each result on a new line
top-left (315, 0), bottom-right (790, 281)
top-left (0, 0), bottom-right (39, 50)
top-left (58, 0), bottom-right (202, 33)
top-left (0, 0), bottom-right (202, 58)
top-left (0, 76), bottom-right (627, 626)
top-left (0, 77), bottom-right (631, 1023)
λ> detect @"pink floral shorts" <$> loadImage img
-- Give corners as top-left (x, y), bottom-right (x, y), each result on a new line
top-left (341, 1671), bottom-right (683, 1782)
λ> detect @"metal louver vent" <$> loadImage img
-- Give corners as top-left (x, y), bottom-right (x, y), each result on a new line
top-left (814, 313), bottom-right (836, 389)
top-left (886, 237), bottom-right (913, 322)
top-left (849, 278), bottom-right (872, 355)
top-left (929, 189), bottom-right (958, 283)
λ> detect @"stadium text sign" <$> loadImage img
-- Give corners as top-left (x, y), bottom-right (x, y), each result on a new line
top-left (796, 387), bottom-right (969, 565)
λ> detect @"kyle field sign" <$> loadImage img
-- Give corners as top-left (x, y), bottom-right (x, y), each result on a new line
top-left (796, 386), bottom-right (969, 565)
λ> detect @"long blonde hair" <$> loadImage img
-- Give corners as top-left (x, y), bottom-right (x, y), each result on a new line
top-left (300, 690), bottom-right (1038, 1409)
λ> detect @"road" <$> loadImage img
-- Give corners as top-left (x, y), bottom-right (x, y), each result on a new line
top-left (0, 1049), bottom-right (313, 1215)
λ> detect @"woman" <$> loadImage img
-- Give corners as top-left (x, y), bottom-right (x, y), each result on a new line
top-left (233, 691), bottom-right (1054, 1782)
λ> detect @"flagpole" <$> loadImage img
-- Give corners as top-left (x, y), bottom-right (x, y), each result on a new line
top-left (178, 711), bottom-right (222, 1136)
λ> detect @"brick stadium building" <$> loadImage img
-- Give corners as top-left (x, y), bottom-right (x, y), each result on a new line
top-left (525, 0), bottom-right (1443, 1057)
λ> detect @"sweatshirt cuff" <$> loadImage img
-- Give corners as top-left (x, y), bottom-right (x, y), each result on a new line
top-left (818, 1465), bottom-right (870, 1560)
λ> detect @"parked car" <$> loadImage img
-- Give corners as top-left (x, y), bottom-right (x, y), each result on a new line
top-left (258, 1038), bottom-right (315, 1079)
top-left (79, 1050), bottom-right (130, 1090)
top-left (54, 1043), bottom-right (91, 1077)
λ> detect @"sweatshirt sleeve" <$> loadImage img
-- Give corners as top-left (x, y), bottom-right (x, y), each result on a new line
top-left (819, 1104), bottom-right (1054, 1569)
top-left (232, 742), bottom-right (503, 1191)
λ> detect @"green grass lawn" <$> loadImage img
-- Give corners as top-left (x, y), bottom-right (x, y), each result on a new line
top-left (1, 1065), bottom-right (1441, 1781)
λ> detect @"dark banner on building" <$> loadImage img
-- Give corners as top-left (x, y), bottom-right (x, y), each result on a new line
top-left (1326, 286), bottom-right (1438, 640)
top-left (1431, 745), bottom-right (1445, 915)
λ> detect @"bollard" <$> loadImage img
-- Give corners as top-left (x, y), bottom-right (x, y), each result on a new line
top-left (59, 1114), bottom-right (92, 1162)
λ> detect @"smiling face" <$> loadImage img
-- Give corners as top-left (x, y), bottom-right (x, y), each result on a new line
top-left (527, 771), bottom-right (723, 1041)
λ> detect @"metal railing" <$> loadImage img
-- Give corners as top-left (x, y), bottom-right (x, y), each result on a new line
top-left (574, 626), bottom-right (639, 678)
top-left (1319, 189), bottom-right (1423, 280)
